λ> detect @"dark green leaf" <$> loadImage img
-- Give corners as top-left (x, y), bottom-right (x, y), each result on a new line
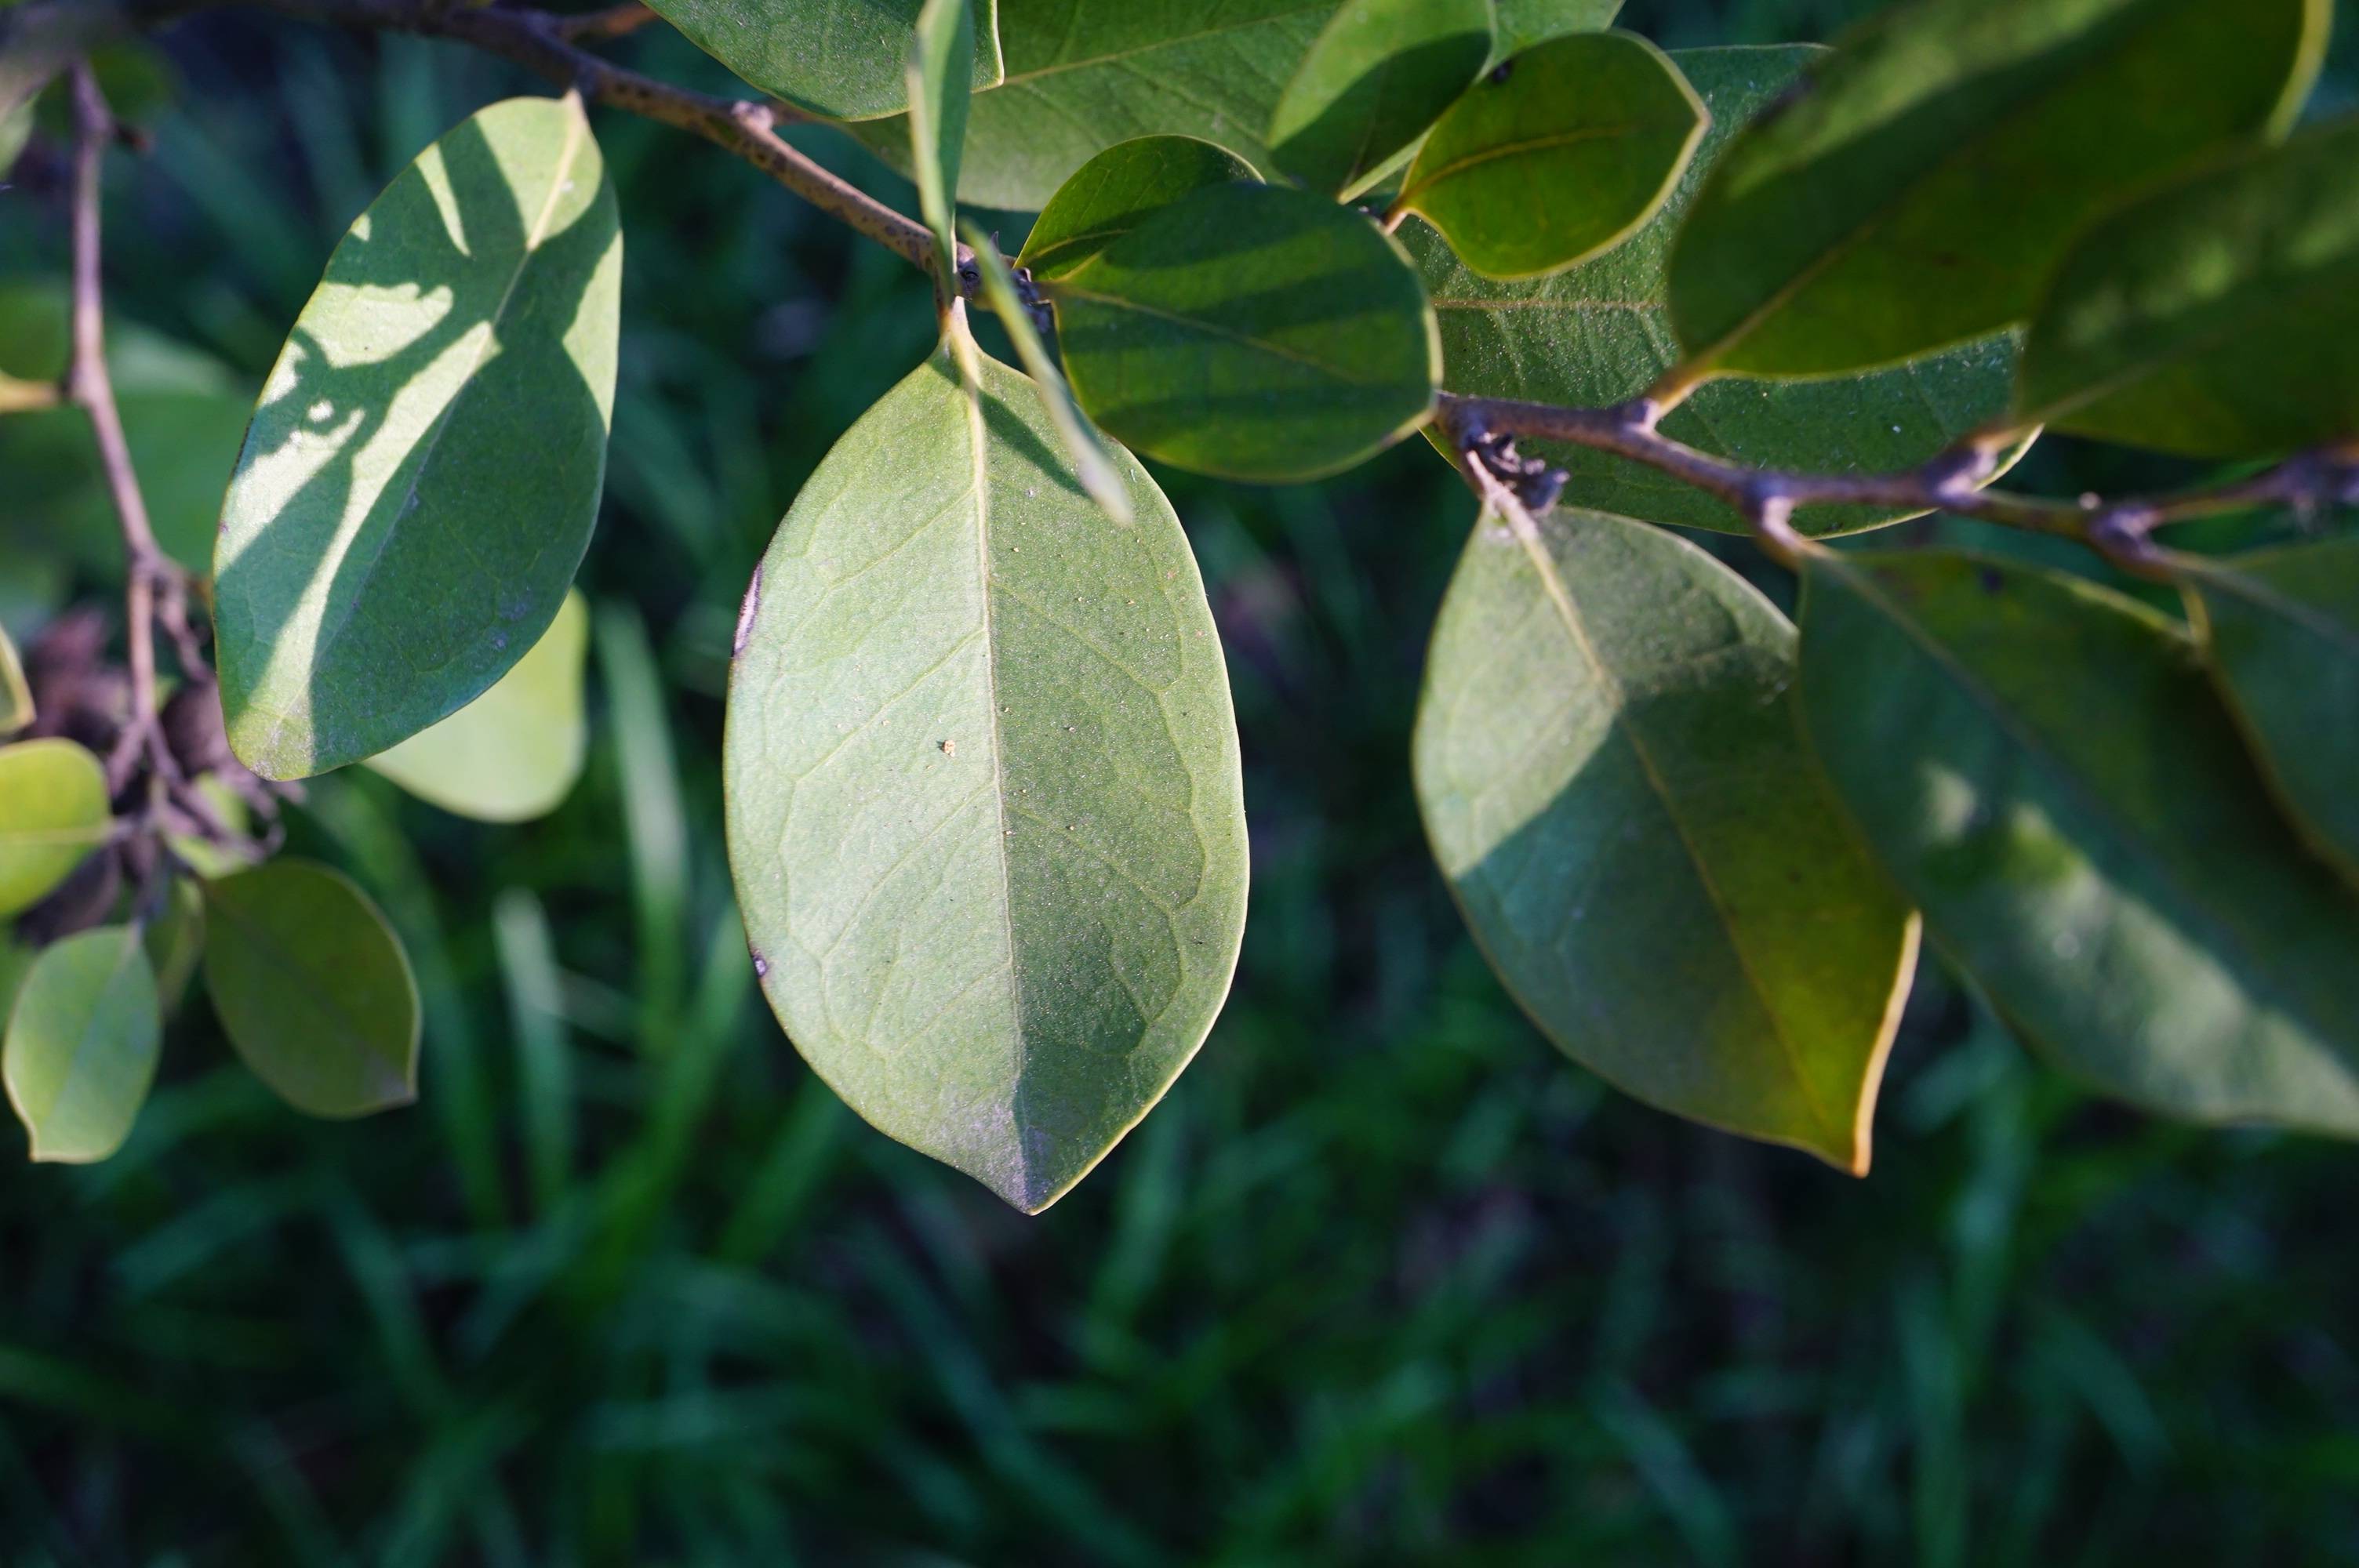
top-left (1797, 549), bottom-right (2359, 1132)
top-left (1396, 31), bottom-right (1705, 281)
top-left (1269, 0), bottom-right (1491, 198)
top-left (2016, 117), bottom-right (2359, 458)
top-left (0, 738), bottom-right (107, 918)
top-left (1409, 47), bottom-right (2023, 535)
top-left (1016, 135), bottom-right (1259, 283)
top-left (363, 589), bottom-right (591, 822)
top-left (857, 0), bottom-right (1339, 210)
top-left (3, 927), bottom-right (159, 1163)
top-left (214, 95), bottom-right (621, 782)
top-left (643, 0), bottom-right (1003, 120)
top-left (961, 223), bottom-right (1130, 521)
top-left (202, 859), bottom-right (420, 1119)
top-left (1492, 0), bottom-right (1623, 56)
top-left (1417, 502), bottom-right (1914, 1171)
top-left (909, 0), bottom-right (973, 282)
top-left (1048, 180), bottom-right (1438, 481)
top-left (2180, 539), bottom-right (2359, 887)
top-left (1665, 0), bottom-right (2328, 378)
top-left (724, 330), bottom-right (1249, 1212)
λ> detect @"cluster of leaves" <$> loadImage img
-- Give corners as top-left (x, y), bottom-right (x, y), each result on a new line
top-left (4, 0), bottom-right (2357, 1215)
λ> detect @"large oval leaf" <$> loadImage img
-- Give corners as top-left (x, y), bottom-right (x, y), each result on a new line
top-left (1797, 550), bottom-right (2359, 1132)
top-left (0, 737), bottom-right (108, 918)
top-left (202, 858), bottom-right (420, 1118)
top-left (857, 0), bottom-right (1341, 210)
top-left (1269, 0), bottom-right (1492, 198)
top-left (644, 0), bottom-right (1002, 120)
top-left (1395, 31), bottom-right (1705, 281)
top-left (2016, 117), bottom-right (2359, 459)
top-left (1664, 0), bottom-right (2327, 378)
top-left (1016, 136), bottom-right (1259, 284)
top-left (2180, 539), bottom-right (2359, 887)
top-left (724, 333), bottom-right (1249, 1213)
top-left (3, 926), bottom-right (159, 1163)
top-left (1416, 503), bottom-right (1915, 1171)
top-left (1410, 47), bottom-right (2021, 535)
top-left (214, 95), bottom-right (622, 782)
top-left (1049, 180), bottom-right (1438, 481)
top-left (363, 589), bottom-right (591, 822)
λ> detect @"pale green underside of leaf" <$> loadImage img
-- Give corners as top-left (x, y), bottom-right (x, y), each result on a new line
top-left (1411, 47), bottom-right (2022, 535)
top-left (202, 859), bottom-right (422, 1119)
top-left (4, 927), bottom-right (160, 1163)
top-left (0, 623), bottom-right (28, 732)
top-left (1416, 503), bottom-right (1912, 1170)
top-left (1665, 0), bottom-right (2328, 377)
top-left (364, 589), bottom-right (591, 822)
top-left (2181, 539), bottom-right (2359, 890)
top-left (1050, 180), bottom-right (1440, 482)
top-left (2016, 115), bottom-right (2359, 458)
top-left (643, 0), bottom-right (1003, 120)
top-left (1269, 0), bottom-right (1492, 197)
top-left (1798, 549), bottom-right (2359, 1133)
top-left (1398, 31), bottom-right (1706, 281)
top-left (0, 737), bottom-right (109, 918)
top-left (214, 96), bottom-right (621, 782)
top-left (1016, 135), bottom-right (1260, 283)
top-left (723, 339), bottom-right (1248, 1214)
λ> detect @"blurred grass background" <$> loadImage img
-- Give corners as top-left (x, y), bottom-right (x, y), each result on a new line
top-left (3, 0), bottom-right (2358, 1562)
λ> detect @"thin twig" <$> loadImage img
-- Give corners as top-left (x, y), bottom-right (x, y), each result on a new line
top-left (551, 2), bottom-right (656, 42)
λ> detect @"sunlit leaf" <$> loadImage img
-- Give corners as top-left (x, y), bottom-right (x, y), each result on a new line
top-left (0, 623), bottom-right (28, 732)
top-left (1410, 47), bottom-right (2023, 535)
top-left (961, 223), bottom-right (1130, 522)
top-left (908, 0), bottom-right (973, 284)
top-left (0, 737), bottom-right (108, 918)
top-left (724, 328), bottom-right (1248, 1213)
top-left (1396, 31), bottom-right (1704, 280)
top-left (857, 0), bottom-right (1340, 210)
top-left (643, 0), bottom-right (1003, 120)
top-left (3, 927), bottom-right (159, 1164)
top-left (202, 858), bottom-right (420, 1118)
top-left (214, 95), bottom-right (621, 781)
top-left (1016, 135), bottom-right (1259, 284)
top-left (1269, 0), bottom-right (1491, 198)
top-left (1049, 180), bottom-right (1438, 481)
top-left (1797, 549), bottom-right (2359, 1132)
top-left (1417, 502), bottom-right (1914, 1171)
top-left (2180, 539), bottom-right (2359, 887)
top-left (363, 589), bottom-right (591, 822)
top-left (2016, 116), bottom-right (2359, 459)
top-left (1665, 0), bottom-right (2328, 378)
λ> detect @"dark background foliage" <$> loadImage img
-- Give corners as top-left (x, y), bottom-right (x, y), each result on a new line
top-left (3, 1), bottom-right (2357, 1562)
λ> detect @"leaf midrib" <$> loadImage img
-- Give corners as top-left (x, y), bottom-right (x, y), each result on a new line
top-left (996, 3), bottom-right (1332, 88)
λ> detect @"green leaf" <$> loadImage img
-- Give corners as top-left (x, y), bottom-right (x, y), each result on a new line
top-left (960, 223), bottom-right (1131, 523)
top-left (1492, 0), bottom-right (1623, 56)
top-left (908, 0), bottom-right (973, 284)
top-left (1048, 180), bottom-right (1438, 481)
top-left (0, 622), bottom-right (28, 732)
top-left (857, 0), bottom-right (1343, 211)
top-left (213, 94), bottom-right (622, 782)
top-left (1416, 502), bottom-right (1914, 1171)
top-left (1797, 549), bottom-right (2359, 1132)
top-left (2179, 539), bottom-right (2359, 887)
top-left (1408, 48), bottom-right (2024, 535)
top-left (1396, 31), bottom-right (1705, 281)
top-left (362, 589), bottom-right (591, 822)
top-left (2015, 116), bottom-right (2359, 459)
top-left (144, 877), bottom-right (205, 1018)
top-left (1664, 0), bottom-right (2328, 378)
top-left (1269, 0), bottom-right (1492, 198)
top-left (201, 858), bottom-right (421, 1119)
top-left (3, 927), bottom-right (159, 1163)
top-left (643, 0), bottom-right (1003, 120)
top-left (0, 738), bottom-right (108, 919)
top-left (724, 334), bottom-right (1248, 1213)
top-left (2, 391), bottom-right (253, 577)
top-left (1016, 135), bottom-right (1259, 284)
